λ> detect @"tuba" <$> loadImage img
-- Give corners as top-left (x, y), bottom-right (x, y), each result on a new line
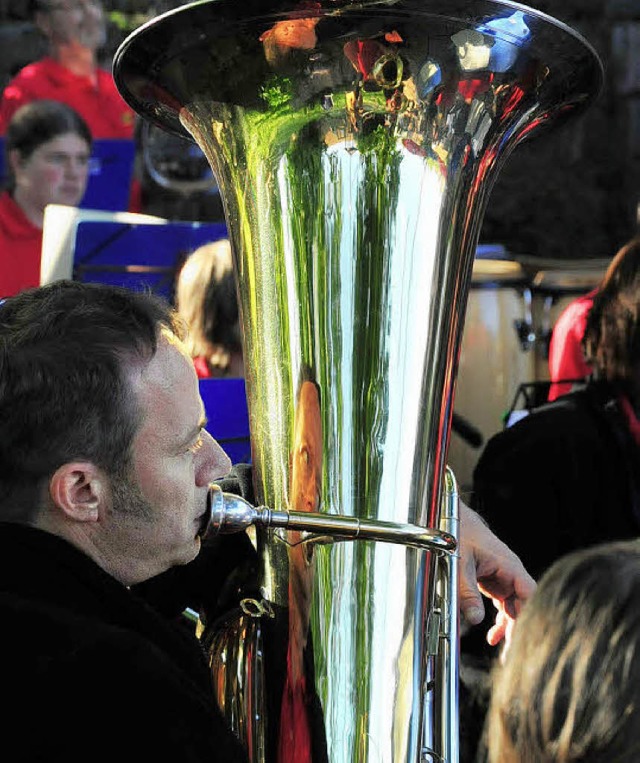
top-left (113, 2), bottom-right (601, 761)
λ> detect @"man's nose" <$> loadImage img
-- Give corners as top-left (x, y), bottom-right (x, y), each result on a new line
top-left (197, 429), bottom-right (232, 485)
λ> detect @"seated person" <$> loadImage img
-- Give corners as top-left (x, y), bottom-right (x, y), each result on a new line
top-left (0, 0), bottom-right (135, 139)
top-left (176, 239), bottom-right (245, 379)
top-left (0, 99), bottom-right (91, 298)
top-left (547, 238), bottom-right (640, 401)
top-left (486, 539), bottom-right (640, 762)
top-left (472, 236), bottom-right (640, 584)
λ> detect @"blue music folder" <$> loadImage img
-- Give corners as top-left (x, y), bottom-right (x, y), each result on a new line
top-left (199, 378), bottom-right (252, 464)
top-left (72, 218), bottom-right (228, 302)
top-left (82, 139), bottom-right (136, 212)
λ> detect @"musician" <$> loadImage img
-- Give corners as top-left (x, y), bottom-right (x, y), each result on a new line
top-left (486, 539), bottom-right (640, 762)
top-left (0, 99), bottom-right (91, 298)
top-left (472, 236), bottom-right (640, 586)
top-left (0, 0), bottom-right (135, 139)
top-left (0, 281), bottom-right (533, 761)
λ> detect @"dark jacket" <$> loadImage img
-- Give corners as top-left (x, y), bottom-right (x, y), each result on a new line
top-left (471, 381), bottom-right (640, 580)
top-left (0, 511), bottom-right (254, 761)
top-left (462, 381), bottom-right (640, 661)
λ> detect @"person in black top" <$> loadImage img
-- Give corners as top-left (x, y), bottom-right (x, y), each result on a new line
top-left (0, 280), bottom-right (251, 762)
top-left (472, 236), bottom-right (640, 586)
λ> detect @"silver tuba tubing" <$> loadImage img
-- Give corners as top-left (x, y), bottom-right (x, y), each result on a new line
top-left (206, 482), bottom-right (457, 553)
top-left (114, 2), bottom-right (602, 761)
top-left (205, 467), bottom-right (460, 762)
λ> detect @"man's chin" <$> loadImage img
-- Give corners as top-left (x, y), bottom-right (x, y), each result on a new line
top-left (173, 539), bottom-right (201, 570)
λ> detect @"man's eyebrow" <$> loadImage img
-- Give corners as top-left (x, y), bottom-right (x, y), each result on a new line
top-left (180, 416), bottom-right (208, 447)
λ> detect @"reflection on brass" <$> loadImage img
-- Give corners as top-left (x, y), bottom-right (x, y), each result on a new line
top-left (114, 2), bottom-right (602, 760)
top-left (281, 376), bottom-right (322, 761)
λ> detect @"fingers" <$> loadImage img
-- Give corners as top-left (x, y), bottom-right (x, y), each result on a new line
top-left (486, 603), bottom-right (516, 656)
top-left (477, 554), bottom-right (536, 606)
top-left (458, 501), bottom-right (536, 644)
top-left (486, 608), bottom-right (508, 648)
top-left (477, 561), bottom-right (534, 646)
top-left (459, 547), bottom-right (486, 626)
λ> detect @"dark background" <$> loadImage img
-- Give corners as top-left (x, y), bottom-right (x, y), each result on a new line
top-left (1, 0), bottom-right (639, 260)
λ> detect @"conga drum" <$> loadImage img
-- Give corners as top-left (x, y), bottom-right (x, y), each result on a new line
top-left (448, 253), bottom-right (535, 494)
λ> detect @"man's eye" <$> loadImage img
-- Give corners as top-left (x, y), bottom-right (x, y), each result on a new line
top-left (188, 435), bottom-right (205, 454)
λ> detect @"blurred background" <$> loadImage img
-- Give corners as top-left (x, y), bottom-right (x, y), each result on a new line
top-left (2, 0), bottom-right (639, 489)
top-left (0, 0), bottom-right (638, 256)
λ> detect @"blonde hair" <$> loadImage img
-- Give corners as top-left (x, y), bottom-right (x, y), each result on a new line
top-left (486, 540), bottom-right (640, 763)
top-left (175, 239), bottom-right (242, 375)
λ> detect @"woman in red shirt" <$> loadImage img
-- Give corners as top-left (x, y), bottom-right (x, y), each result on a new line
top-left (0, 99), bottom-right (91, 298)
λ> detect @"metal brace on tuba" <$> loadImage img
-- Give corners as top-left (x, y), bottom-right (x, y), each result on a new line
top-left (114, 2), bottom-right (602, 761)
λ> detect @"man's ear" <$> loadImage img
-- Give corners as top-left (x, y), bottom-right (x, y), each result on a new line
top-left (49, 462), bottom-right (105, 523)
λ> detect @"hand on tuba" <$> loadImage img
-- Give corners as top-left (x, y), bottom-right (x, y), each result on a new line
top-left (458, 501), bottom-right (536, 648)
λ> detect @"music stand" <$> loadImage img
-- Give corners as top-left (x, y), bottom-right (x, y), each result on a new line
top-left (199, 378), bottom-right (252, 464)
top-left (41, 204), bottom-right (227, 302)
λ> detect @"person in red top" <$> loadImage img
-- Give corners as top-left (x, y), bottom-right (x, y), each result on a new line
top-left (547, 289), bottom-right (596, 401)
top-left (0, 0), bottom-right (135, 140)
top-left (0, 99), bottom-right (91, 298)
top-left (547, 239), bottom-right (640, 401)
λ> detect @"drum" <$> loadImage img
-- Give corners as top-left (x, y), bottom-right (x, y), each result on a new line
top-left (448, 255), bottom-right (611, 494)
top-left (449, 254), bottom-right (535, 494)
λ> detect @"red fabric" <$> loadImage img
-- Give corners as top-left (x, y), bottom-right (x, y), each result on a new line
top-left (547, 290), bottom-right (597, 401)
top-left (0, 57), bottom-right (135, 139)
top-left (277, 645), bottom-right (313, 763)
top-left (192, 355), bottom-right (211, 379)
top-left (0, 192), bottom-right (43, 298)
top-left (128, 177), bottom-right (143, 214)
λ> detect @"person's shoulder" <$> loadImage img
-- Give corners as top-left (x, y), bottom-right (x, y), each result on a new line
top-left (96, 65), bottom-right (119, 84)
top-left (553, 291), bottom-right (595, 328)
top-left (0, 588), bottom-right (146, 656)
top-left (0, 590), bottom-right (203, 708)
top-left (0, 189), bottom-right (14, 217)
top-left (505, 389), bottom-right (589, 429)
top-left (5, 56), bottom-right (52, 85)
top-left (0, 58), bottom-right (59, 117)
top-left (1, 601), bottom-right (247, 761)
top-left (478, 389), bottom-right (598, 460)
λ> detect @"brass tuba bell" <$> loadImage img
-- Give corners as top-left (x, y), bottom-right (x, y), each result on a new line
top-left (114, 2), bottom-right (602, 761)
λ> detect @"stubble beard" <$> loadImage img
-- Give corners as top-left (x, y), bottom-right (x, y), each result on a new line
top-left (110, 464), bottom-right (154, 523)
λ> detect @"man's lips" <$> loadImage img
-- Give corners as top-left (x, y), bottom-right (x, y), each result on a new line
top-left (196, 499), bottom-right (213, 538)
